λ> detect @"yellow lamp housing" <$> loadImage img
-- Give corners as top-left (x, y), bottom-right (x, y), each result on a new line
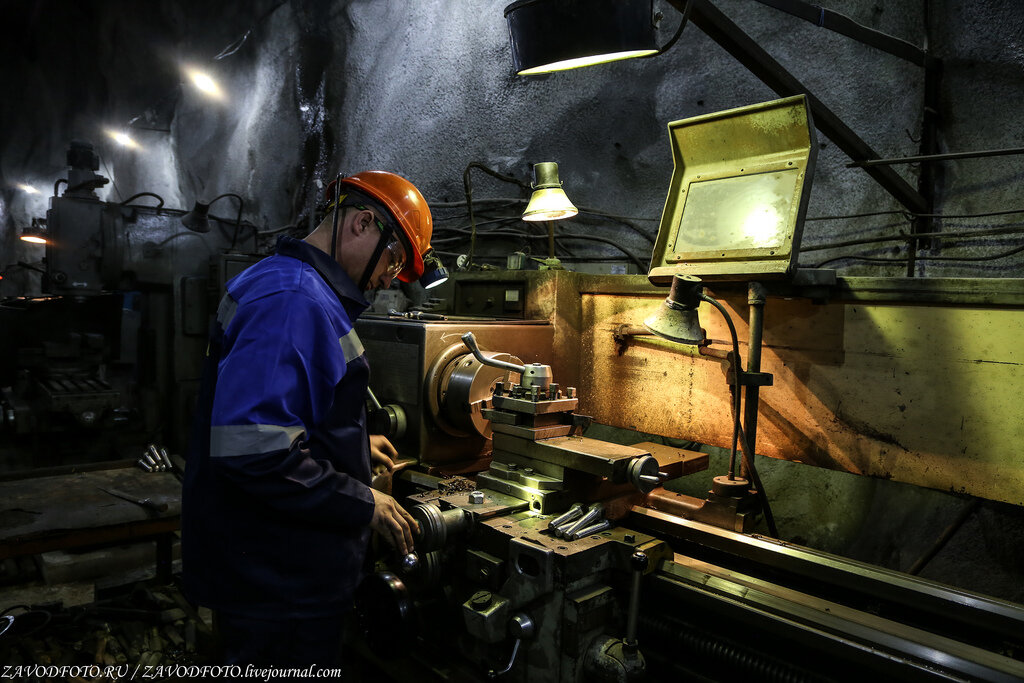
top-left (649, 95), bottom-right (818, 284)
top-left (522, 162), bottom-right (578, 222)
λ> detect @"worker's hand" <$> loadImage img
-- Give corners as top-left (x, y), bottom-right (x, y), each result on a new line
top-left (370, 488), bottom-right (418, 555)
top-left (369, 434), bottom-right (398, 476)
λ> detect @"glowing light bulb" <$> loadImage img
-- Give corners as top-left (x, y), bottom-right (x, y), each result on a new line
top-left (186, 68), bottom-right (224, 100)
top-left (742, 205), bottom-right (783, 248)
top-left (18, 184), bottom-right (39, 194)
top-left (105, 129), bottom-right (139, 149)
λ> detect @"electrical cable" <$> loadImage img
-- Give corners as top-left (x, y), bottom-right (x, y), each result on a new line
top-left (643, 0), bottom-right (690, 58)
top-left (120, 192), bottom-right (165, 209)
top-left (805, 210), bottom-right (909, 221)
top-left (800, 223), bottom-right (1024, 253)
top-left (463, 163), bottom-right (532, 268)
top-left (430, 227), bottom-right (647, 271)
top-left (809, 242), bottom-right (1024, 268)
top-left (16, 261), bottom-right (47, 274)
top-left (700, 293), bottom-right (778, 539)
top-left (575, 211), bottom-right (657, 244)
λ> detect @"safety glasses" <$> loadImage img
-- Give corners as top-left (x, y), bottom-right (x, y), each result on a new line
top-left (352, 204), bottom-right (407, 278)
top-left (382, 237), bottom-right (407, 277)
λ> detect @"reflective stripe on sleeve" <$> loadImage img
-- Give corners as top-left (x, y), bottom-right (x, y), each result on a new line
top-left (339, 328), bottom-right (364, 364)
top-left (210, 424), bottom-right (306, 457)
top-left (216, 294), bottom-right (239, 329)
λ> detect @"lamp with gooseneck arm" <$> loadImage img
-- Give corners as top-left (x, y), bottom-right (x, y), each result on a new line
top-left (644, 273), bottom-right (778, 538)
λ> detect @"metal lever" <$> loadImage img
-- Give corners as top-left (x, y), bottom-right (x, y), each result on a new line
top-left (488, 613), bottom-right (535, 678)
top-left (461, 332), bottom-right (526, 375)
top-left (367, 386), bottom-right (383, 411)
top-left (623, 550), bottom-right (649, 654)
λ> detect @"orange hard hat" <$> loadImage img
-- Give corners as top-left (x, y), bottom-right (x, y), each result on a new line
top-left (326, 171), bottom-right (433, 283)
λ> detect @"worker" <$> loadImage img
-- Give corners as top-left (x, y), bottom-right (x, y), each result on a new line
top-left (181, 171), bottom-right (432, 671)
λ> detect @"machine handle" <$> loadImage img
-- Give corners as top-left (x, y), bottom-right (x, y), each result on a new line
top-left (461, 332), bottom-right (526, 375)
top-left (487, 613), bottom-right (535, 678)
top-left (366, 386), bottom-right (383, 411)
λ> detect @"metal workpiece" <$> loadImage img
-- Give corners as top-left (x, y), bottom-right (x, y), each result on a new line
top-left (468, 490), bottom-right (486, 505)
top-left (142, 447), bottom-right (161, 471)
top-left (411, 502), bottom-right (472, 553)
top-left (548, 503), bottom-right (585, 531)
top-left (158, 447), bottom-right (174, 472)
top-left (570, 520), bottom-right (611, 541)
top-left (562, 503), bottom-right (604, 539)
top-left (147, 444), bottom-right (171, 472)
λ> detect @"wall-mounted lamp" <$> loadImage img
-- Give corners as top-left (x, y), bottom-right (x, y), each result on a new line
top-left (181, 201), bottom-right (213, 233)
top-left (20, 223), bottom-right (49, 244)
top-left (184, 67), bottom-right (226, 101)
top-left (420, 248), bottom-right (450, 289)
top-left (521, 162), bottom-right (578, 222)
top-left (504, 0), bottom-right (660, 75)
top-left (105, 129), bottom-right (140, 149)
top-left (643, 274), bottom-right (705, 345)
top-left (181, 193), bottom-right (244, 248)
top-left (643, 273), bottom-right (778, 537)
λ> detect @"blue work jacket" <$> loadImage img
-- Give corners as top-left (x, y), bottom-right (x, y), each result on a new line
top-left (182, 236), bottom-right (376, 618)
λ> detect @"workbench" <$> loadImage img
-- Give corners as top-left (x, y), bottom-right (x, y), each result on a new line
top-left (0, 465), bottom-right (181, 582)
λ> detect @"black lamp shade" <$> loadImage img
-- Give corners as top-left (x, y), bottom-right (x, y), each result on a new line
top-left (181, 201), bottom-right (212, 233)
top-left (505, 0), bottom-right (659, 75)
top-left (643, 274), bottom-right (707, 345)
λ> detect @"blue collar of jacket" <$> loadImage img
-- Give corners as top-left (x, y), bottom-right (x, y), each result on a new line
top-left (275, 235), bottom-right (370, 317)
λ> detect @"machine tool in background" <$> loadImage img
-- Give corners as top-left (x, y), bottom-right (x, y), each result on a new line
top-left (0, 141), bottom-right (257, 471)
